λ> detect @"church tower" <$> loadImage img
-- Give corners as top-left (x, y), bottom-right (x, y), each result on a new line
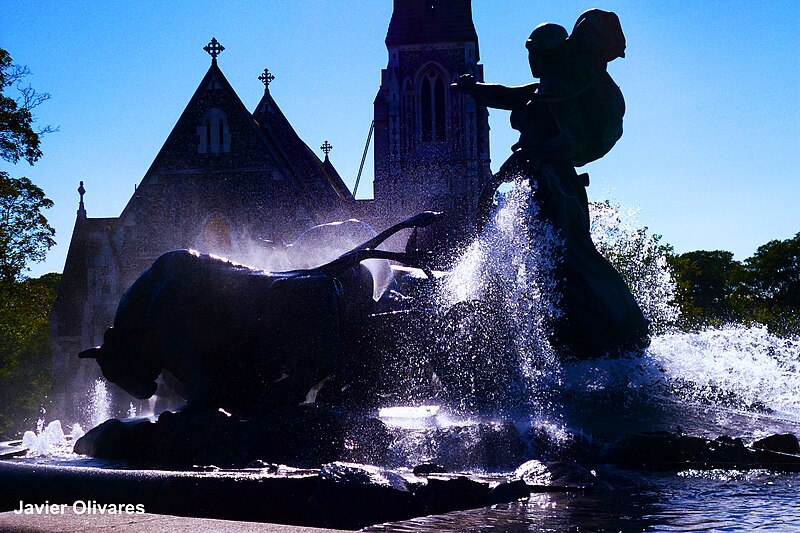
top-left (373, 0), bottom-right (491, 256)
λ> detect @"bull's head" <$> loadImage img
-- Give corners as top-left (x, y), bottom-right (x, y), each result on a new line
top-left (79, 327), bottom-right (161, 400)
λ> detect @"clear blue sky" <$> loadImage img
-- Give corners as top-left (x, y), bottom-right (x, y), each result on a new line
top-left (2, 1), bottom-right (798, 278)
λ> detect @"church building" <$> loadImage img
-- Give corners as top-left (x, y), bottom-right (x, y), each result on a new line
top-left (50, 0), bottom-right (491, 422)
top-left (371, 0), bottom-right (491, 253)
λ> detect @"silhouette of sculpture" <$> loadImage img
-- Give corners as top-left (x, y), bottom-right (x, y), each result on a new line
top-left (454, 9), bottom-right (649, 356)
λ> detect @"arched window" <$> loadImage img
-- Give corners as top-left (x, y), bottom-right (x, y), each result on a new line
top-left (197, 108), bottom-right (231, 153)
top-left (419, 71), bottom-right (446, 142)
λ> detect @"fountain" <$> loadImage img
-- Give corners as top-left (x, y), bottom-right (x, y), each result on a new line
top-left (3, 8), bottom-right (800, 531)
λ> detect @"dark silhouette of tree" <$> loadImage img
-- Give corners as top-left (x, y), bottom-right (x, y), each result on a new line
top-left (733, 233), bottom-right (800, 336)
top-left (0, 172), bottom-right (55, 284)
top-left (668, 250), bottom-right (742, 329)
top-left (0, 48), bottom-right (56, 165)
top-left (0, 274), bottom-right (59, 437)
top-left (0, 48), bottom-right (57, 437)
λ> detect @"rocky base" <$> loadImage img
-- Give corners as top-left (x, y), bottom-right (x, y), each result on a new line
top-left (64, 409), bottom-right (800, 529)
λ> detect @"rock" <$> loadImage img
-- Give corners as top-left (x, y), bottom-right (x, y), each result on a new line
top-left (487, 479), bottom-right (530, 504)
top-left (309, 462), bottom-right (421, 529)
top-left (153, 409), bottom-right (247, 466)
top-left (413, 462), bottom-right (448, 475)
top-left (340, 416), bottom-right (392, 465)
top-left (245, 403), bottom-right (349, 467)
top-left (515, 459), bottom-right (551, 486)
top-left (418, 475), bottom-right (490, 515)
top-left (526, 426), bottom-right (598, 463)
top-left (752, 433), bottom-right (800, 454)
top-left (606, 431), bottom-right (757, 469)
top-left (513, 459), bottom-right (596, 491)
top-left (74, 418), bottom-right (156, 461)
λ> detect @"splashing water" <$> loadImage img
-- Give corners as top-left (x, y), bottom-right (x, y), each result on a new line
top-left (408, 185), bottom-right (800, 442)
top-left (86, 379), bottom-right (111, 429)
top-left (19, 420), bottom-right (84, 457)
top-left (589, 199), bottom-right (679, 332)
top-left (432, 181), bottom-right (564, 413)
top-left (546, 324), bottom-right (800, 442)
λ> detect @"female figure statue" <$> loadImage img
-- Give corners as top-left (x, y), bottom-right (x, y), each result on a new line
top-left (454, 10), bottom-right (649, 357)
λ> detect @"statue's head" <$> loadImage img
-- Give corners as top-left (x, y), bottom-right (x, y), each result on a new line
top-left (526, 23), bottom-right (568, 78)
top-left (79, 327), bottom-right (161, 400)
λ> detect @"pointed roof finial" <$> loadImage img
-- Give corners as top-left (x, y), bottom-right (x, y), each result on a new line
top-left (258, 68), bottom-right (275, 91)
top-left (320, 140), bottom-right (333, 161)
top-left (203, 38), bottom-right (225, 64)
top-left (77, 181), bottom-right (86, 217)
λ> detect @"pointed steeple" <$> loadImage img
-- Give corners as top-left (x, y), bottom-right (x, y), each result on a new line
top-left (386, 0), bottom-right (478, 51)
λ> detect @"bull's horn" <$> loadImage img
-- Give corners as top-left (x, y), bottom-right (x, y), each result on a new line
top-left (78, 347), bottom-right (102, 359)
top-left (406, 211), bottom-right (443, 229)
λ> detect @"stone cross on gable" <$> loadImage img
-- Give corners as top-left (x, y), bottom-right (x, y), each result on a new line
top-left (259, 68), bottom-right (275, 89)
top-left (203, 38), bottom-right (225, 63)
top-left (320, 140), bottom-right (333, 158)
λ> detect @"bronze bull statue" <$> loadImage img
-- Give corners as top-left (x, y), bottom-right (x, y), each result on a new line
top-left (79, 212), bottom-right (440, 416)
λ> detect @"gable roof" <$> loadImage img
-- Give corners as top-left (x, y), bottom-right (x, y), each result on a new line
top-left (253, 87), bottom-right (354, 204)
top-left (119, 59), bottom-right (353, 222)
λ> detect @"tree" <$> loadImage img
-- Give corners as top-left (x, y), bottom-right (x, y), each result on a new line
top-left (0, 274), bottom-right (59, 437)
top-left (668, 250), bottom-right (742, 329)
top-left (0, 48), bottom-right (56, 165)
top-left (0, 172), bottom-right (56, 283)
top-left (0, 48), bottom-right (57, 437)
top-left (0, 49), bottom-right (56, 283)
top-left (589, 200), bottom-right (680, 333)
top-left (733, 233), bottom-right (800, 336)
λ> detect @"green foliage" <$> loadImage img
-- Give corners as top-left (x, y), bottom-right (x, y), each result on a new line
top-left (0, 172), bottom-right (56, 283)
top-left (733, 233), bottom-right (800, 336)
top-left (0, 48), bottom-right (59, 438)
top-left (668, 234), bottom-right (800, 337)
top-left (0, 48), bottom-right (55, 165)
top-left (0, 274), bottom-right (59, 438)
top-left (668, 250), bottom-right (742, 329)
top-left (589, 200), bottom-right (680, 333)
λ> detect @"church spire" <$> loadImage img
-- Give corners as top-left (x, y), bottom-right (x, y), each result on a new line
top-left (385, 0), bottom-right (478, 50)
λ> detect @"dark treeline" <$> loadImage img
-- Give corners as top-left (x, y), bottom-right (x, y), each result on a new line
top-left (0, 274), bottom-right (59, 437)
top-left (668, 233), bottom-right (800, 336)
top-left (1, 47), bottom-right (58, 438)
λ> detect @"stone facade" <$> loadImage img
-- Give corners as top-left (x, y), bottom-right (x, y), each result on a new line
top-left (371, 0), bottom-right (492, 255)
top-left (50, 0), bottom-right (490, 423)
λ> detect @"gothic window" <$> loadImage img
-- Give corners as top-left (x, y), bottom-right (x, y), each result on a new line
top-left (197, 108), bottom-right (231, 153)
top-left (419, 71), bottom-right (446, 142)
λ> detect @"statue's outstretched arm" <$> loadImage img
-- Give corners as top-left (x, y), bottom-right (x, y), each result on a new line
top-left (452, 74), bottom-right (537, 110)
